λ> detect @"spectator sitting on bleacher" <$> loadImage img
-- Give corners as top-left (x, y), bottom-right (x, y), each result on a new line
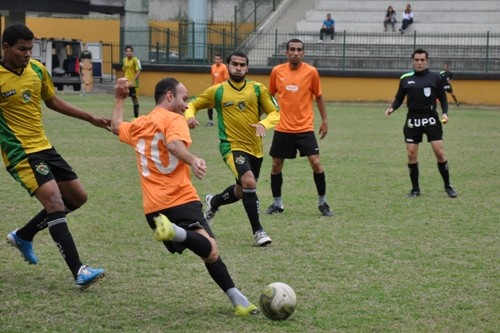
top-left (319, 13), bottom-right (335, 42)
top-left (399, 4), bottom-right (414, 34)
top-left (384, 5), bottom-right (397, 32)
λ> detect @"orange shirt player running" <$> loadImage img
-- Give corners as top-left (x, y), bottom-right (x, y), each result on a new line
top-left (269, 61), bottom-right (322, 133)
top-left (118, 107), bottom-right (199, 214)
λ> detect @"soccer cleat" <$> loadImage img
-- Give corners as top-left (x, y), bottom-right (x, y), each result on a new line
top-left (204, 194), bottom-right (217, 224)
top-left (456, 102), bottom-right (460, 107)
top-left (406, 189), bottom-right (421, 198)
top-left (75, 265), bottom-right (105, 290)
top-left (318, 202), bottom-right (334, 217)
top-left (254, 230), bottom-right (272, 247)
top-left (445, 185), bottom-right (458, 198)
top-left (7, 230), bottom-right (38, 265)
top-left (265, 204), bottom-right (284, 215)
top-left (206, 120), bottom-right (214, 127)
top-left (234, 303), bottom-right (259, 316)
top-left (153, 214), bottom-right (176, 241)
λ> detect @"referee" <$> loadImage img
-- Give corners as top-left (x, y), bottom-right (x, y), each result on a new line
top-left (385, 48), bottom-right (457, 198)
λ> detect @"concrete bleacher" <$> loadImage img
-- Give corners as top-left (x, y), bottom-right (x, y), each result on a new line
top-left (245, 0), bottom-right (500, 71)
top-left (297, 0), bottom-right (500, 33)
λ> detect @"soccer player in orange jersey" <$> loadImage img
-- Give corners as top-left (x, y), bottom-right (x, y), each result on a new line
top-left (266, 38), bottom-right (334, 217)
top-left (111, 77), bottom-right (258, 316)
top-left (206, 54), bottom-right (229, 126)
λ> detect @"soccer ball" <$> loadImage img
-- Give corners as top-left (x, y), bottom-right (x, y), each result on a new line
top-left (259, 282), bottom-right (297, 320)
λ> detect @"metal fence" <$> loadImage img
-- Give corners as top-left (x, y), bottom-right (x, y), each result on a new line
top-left (101, 28), bottom-right (499, 81)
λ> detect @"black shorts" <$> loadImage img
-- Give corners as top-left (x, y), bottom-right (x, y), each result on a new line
top-left (145, 201), bottom-right (214, 254)
top-left (8, 147), bottom-right (78, 195)
top-left (443, 84), bottom-right (453, 93)
top-left (269, 130), bottom-right (319, 159)
top-left (128, 87), bottom-right (137, 97)
top-left (403, 114), bottom-right (443, 144)
top-left (228, 151), bottom-right (262, 185)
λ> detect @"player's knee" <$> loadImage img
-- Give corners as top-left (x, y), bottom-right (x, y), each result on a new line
top-left (44, 193), bottom-right (66, 212)
top-left (204, 240), bottom-right (219, 263)
top-left (309, 158), bottom-right (322, 172)
top-left (271, 159), bottom-right (283, 172)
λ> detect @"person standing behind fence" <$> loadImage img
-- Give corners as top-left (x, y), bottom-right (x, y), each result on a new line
top-left (440, 63), bottom-right (460, 107)
top-left (399, 4), bottom-right (414, 34)
top-left (319, 13), bottom-right (335, 42)
top-left (206, 54), bottom-right (229, 127)
top-left (384, 5), bottom-right (397, 32)
top-left (122, 45), bottom-right (141, 119)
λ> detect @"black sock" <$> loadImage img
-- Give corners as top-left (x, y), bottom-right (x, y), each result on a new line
top-left (47, 211), bottom-right (82, 278)
top-left (16, 199), bottom-right (82, 242)
top-left (17, 209), bottom-right (48, 241)
top-left (205, 256), bottom-right (235, 292)
top-left (438, 161), bottom-right (451, 187)
top-left (313, 172), bottom-right (326, 196)
top-left (242, 188), bottom-right (263, 234)
top-left (208, 108), bottom-right (213, 121)
top-left (408, 162), bottom-right (420, 190)
top-left (133, 104), bottom-right (139, 117)
top-left (270, 173), bottom-right (282, 197)
top-left (181, 230), bottom-right (212, 258)
top-left (211, 185), bottom-right (239, 210)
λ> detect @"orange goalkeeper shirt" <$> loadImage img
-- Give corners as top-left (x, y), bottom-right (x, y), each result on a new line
top-left (118, 107), bottom-right (199, 214)
top-left (269, 62), bottom-right (322, 133)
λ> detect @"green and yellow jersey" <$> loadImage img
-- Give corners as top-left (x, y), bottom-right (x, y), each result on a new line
top-left (122, 56), bottom-right (141, 88)
top-left (186, 79), bottom-right (279, 158)
top-left (0, 59), bottom-right (55, 168)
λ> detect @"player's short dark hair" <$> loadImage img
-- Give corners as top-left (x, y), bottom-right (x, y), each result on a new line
top-left (286, 38), bottom-right (304, 51)
top-left (154, 77), bottom-right (179, 104)
top-left (2, 23), bottom-right (34, 46)
top-left (125, 45), bottom-right (134, 51)
top-left (412, 48), bottom-right (428, 59)
top-left (226, 51), bottom-right (249, 66)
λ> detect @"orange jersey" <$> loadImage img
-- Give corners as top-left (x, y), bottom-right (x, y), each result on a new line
top-left (211, 63), bottom-right (229, 85)
top-left (269, 62), bottom-right (322, 133)
top-left (118, 107), bottom-right (199, 214)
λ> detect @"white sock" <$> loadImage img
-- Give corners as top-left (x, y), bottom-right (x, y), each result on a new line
top-left (273, 197), bottom-right (283, 208)
top-left (172, 225), bottom-right (187, 242)
top-left (226, 287), bottom-right (250, 307)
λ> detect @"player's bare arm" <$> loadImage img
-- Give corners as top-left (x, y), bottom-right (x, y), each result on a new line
top-left (167, 140), bottom-right (207, 179)
top-left (316, 95), bottom-right (329, 139)
top-left (111, 78), bottom-right (129, 134)
top-left (45, 95), bottom-right (111, 129)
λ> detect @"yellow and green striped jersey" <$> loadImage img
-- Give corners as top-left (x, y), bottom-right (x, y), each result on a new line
top-left (0, 59), bottom-right (55, 168)
top-left (122, 56), bottom-right (141, 88)
top-left (186, 79), bottom-right (279, 158)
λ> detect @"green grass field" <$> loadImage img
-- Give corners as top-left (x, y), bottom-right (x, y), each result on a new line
top-left (0, 93), bottom-right (498, 333)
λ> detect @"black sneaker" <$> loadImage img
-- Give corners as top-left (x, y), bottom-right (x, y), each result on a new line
top-left (318, 203), bottom-right (333, 217)
top-left (265, 204), bottom-right (284, 215)
top-left (406, 189), bottom-right (421, 198)
top-left (445, 185), bottom-right (457, 198)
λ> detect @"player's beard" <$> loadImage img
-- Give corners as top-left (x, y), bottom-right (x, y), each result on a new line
top-left (229, 72), bottom-right (245, 83)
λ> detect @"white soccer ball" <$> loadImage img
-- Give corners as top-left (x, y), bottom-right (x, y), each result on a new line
top-left (259, 282), bottom-right (297, 320)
